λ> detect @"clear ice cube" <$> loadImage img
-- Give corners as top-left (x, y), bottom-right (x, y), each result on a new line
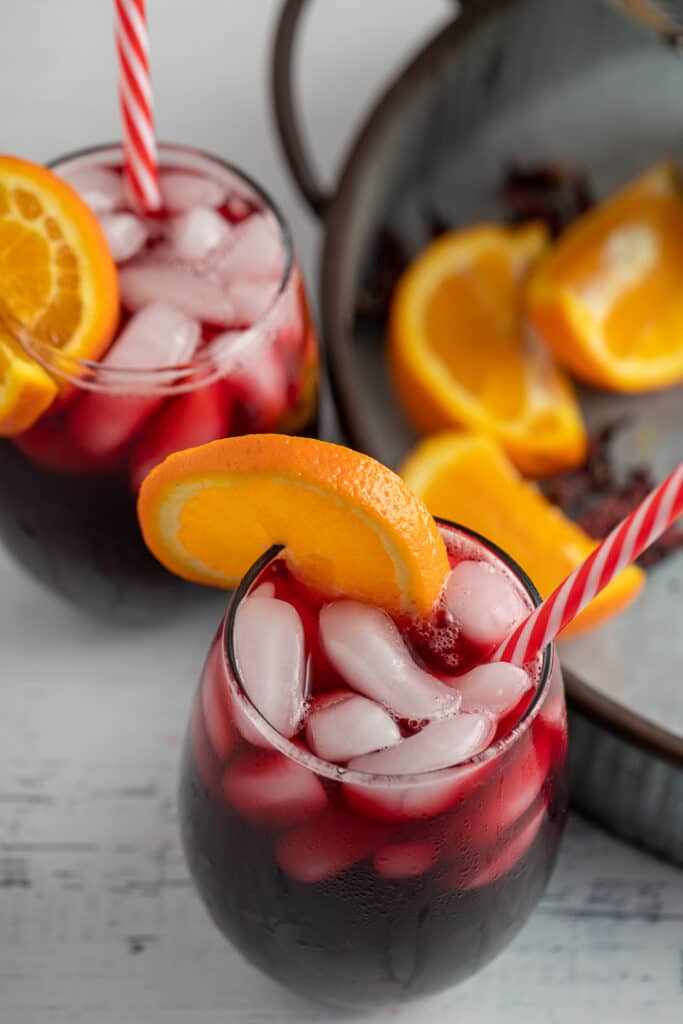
top-left (98, 303), bottom-right (200, 382)
top-left (276, 808), bottom-right (393, 883)
top-left (119, 260), bottom-right (237, 325)
top-left (457, 662), bottom-right (532, 717)
top-left (445, 560), bottom-right (526, 647)
top-left (227, 279), bottom-right (281, 325)
top-left (98, 212), bottom-right (148, 263)
top-left (305, 693), bottom-right (401, 763)
top-left (160, 170), bottom-right (227, 212)
top-left (61, 166), bottom-right (124, 213)
top-left (348, 713), bottom-right (495, 775)
top-left (216, 213), bottom-right (284, 282)
top-left (169, 206), bottom-right (231, 262)
top-left (234, 594), bottom-right (306, 738)
top-left (319, 600), bottom-right (461, 720)
top-left (374, 841), bottom-right (437, 879)
top-left (222, 749), bottom-right (327, 827)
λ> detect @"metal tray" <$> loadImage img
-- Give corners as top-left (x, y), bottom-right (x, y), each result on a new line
top-left (272, 0), bottom-right (683, 863)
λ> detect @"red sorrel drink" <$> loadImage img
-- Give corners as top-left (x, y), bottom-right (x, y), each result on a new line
top-left (180, 520), bottom-right (568, 1011)
top-left (0, 143), bottom-right (317, 620)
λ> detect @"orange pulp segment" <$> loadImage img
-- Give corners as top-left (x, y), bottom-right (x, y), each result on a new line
top-left (387, 223), bottom-right (587, 477)
top-left (0, 155), bottom-right (119, 435)
top-left (400, 431), bottom-right (645, 640)
top-left (137, 434), bottom-right (451, 616)
top-left (525, 161), bottom-right (683, 392)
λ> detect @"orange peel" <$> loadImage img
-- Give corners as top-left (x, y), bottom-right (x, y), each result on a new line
top-left (137, 433), bottom-right (450, 616)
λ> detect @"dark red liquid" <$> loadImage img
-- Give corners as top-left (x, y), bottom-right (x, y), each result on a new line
top-left (0, 159), bottom-right (318, 621)
top-left (179, 538), bottom-right (568, 1010)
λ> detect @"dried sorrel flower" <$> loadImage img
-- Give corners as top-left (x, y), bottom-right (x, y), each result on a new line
top-left (499, 162), bottom-right (593, 237)
top-left (355, 226), bottom-right (410, 326)
top-left (545, 422), bottom-right (683, 569)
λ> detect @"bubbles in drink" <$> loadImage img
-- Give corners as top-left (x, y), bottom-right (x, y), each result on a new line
top-left (465, 731), bottom-right (550, 848)
top-left (454, 802), bottom-right (548, 892)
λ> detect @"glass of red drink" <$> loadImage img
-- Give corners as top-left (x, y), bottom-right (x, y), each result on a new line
top-left (0, 143), bottom-right (317, 620)
top-left (180, 518), bottom-right (568, 1012)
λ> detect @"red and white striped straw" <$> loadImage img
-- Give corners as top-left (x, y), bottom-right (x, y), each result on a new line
top-left (114, 0), bottom-right (162, 213)
top-left (496, 460), bottom-right (683, 666)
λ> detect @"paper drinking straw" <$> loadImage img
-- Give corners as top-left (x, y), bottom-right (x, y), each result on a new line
top-left (496, 460), bottom-right (683, 665)
top-left (114, 0), bottom-right (162, 212)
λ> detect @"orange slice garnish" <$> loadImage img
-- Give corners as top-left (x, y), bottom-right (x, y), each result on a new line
top-left (137, 434), bottom-right (450, 616)
top-left (0, 156), bottom-right (119, 435)
top-left (388, 223), bottom-right (587, 477)
top-left (525, 161), bottom-right (683, 392)
top-left (400, 431), bottom-right (644, 640)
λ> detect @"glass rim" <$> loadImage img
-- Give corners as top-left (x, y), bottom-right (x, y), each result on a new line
top-left (17, 141), bottom-right (295, 395)
top-left (220, 517), bottom-right (555, 788)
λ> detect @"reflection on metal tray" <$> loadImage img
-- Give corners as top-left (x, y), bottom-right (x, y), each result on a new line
top-left (272, 0), bottom-right (683, 862)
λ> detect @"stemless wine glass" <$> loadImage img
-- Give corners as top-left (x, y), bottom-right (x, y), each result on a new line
top-left (0, 143), bottom-right (318, 621)
top-left (179, 519), bottom-right (568, 1012)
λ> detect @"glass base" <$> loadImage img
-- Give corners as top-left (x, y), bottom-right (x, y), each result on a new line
top-left (179, 742), bottom-right (567, 1012)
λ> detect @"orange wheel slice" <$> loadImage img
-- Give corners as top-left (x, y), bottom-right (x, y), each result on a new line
top-left (400, 431), bottom-right (644, 640)
top-left (388, 223), bottom-right (587, 478)
top-left (0, 156), bottom-right (119, 435)
top-left (137, 434), bottom-right (450, 616)
top-left (525, 162), bottom-right (683, 392)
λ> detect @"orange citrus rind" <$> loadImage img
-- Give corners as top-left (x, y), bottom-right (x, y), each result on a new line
top-left (400, 430), bottom-right (644, 640)
top-left (525, 161), bottom-right (683, 393)
top-left (0, 155), bottom-right (119, 435)
top-left (0, 326), bottom-right (57, 435)
top-left (137, 434), bottom-right (451, 616)
top-left (387, 222), bottom-right (587, 477)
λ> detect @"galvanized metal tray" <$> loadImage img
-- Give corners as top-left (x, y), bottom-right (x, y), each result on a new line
top-left (272, 0), bottom-right (683, 863)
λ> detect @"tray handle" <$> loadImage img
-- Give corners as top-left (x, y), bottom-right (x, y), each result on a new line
top-left (271, 0), bottom-right (464, 219)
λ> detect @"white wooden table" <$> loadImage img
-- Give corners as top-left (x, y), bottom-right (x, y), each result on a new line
top-left (1, 2), bottom-right (682, 1021)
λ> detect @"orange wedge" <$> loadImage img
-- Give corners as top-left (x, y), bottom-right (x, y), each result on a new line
top-left (0, 156), bottom-right (119, 435)
top-left (400, 431), bottom-right (644, 640)
top-left (137, 434), bottom-right (450, 616)
top-left (388, 223), bottom-right (587, 478)
top-left (525, 161), bottom-right (683, 392)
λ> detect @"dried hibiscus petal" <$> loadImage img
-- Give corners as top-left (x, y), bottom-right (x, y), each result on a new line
top-left (545, 421), bottom-right (683, 568)
top-left (499, 161), bottom-right (594, 237)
